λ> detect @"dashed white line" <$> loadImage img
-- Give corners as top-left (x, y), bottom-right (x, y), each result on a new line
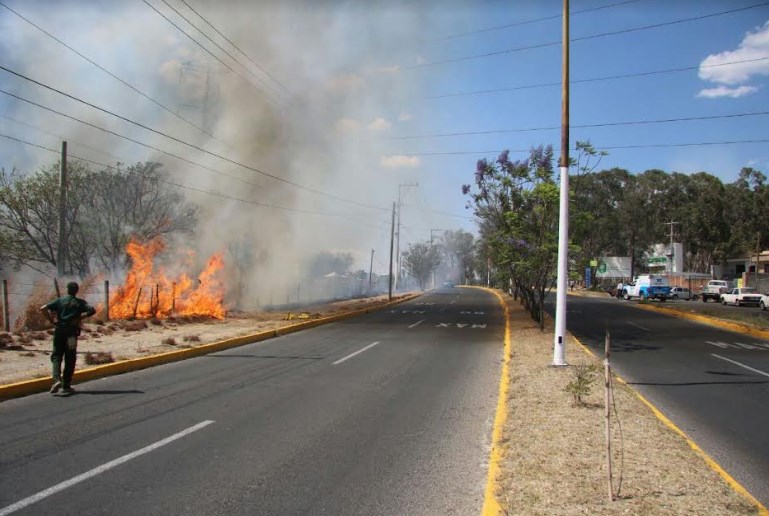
top-left (408, 319), bottom-right (424, 328)
top-left (0, 420), bottom-right (215, 516)
top-left (627, 321), bottom-right (649, 331)
top-left (712, 354), bottom-right (769, 378)
top-left (333, 342), bottom-right (380, 365)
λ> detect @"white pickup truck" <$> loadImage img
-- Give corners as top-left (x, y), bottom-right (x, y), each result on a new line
top-left (700, 280), bottom-right (730, 303)
top-left (621, 274), bottom-right (671, 301)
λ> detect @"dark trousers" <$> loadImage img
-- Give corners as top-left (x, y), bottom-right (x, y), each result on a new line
top-left (51, 328), bottom-right (77, 387)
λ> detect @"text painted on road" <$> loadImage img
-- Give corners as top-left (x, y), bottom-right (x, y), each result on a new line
top-left (460, 310), bottom-right (485, 315)
top-left (706, 340), bottom-right (769, 351)
top-left (436, 323), bottom-right (486, 328)
top-left (387, 309), bottom-right (426, 314)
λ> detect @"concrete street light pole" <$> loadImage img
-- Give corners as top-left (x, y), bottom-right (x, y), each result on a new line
top-left (553, 0), bottom-right (569, 366)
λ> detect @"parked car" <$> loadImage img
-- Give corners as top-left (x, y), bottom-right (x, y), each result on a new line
top-left (720, 287), bottom-right (763, 307)
top-left (761, 293), bottom-right (769, 310)
top-left (700, 280), bottom-right (730, 302)
top-left (668, 286), bottom-right (695, 300)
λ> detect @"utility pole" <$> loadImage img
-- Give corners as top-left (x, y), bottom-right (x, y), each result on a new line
top-left (664, 220), bottom-right (678, 276)
top-left (395, 182), bottom-right (418, 291)
top-left (369, 248), bottom-right (375, 292)
top-left (430, 229), bottom-right (443, 289)
top-left (57, 141), bottom-right (67, 277)
top-left (553, 0), bottom-right (569, 367)
top-left (389, 202), bottom-right (396, 301)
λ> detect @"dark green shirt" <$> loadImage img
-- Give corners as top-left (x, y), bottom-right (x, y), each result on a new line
top-left (45, 295), bottom-right (96, 330)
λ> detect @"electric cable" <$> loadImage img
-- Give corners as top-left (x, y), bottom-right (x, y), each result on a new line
top-left (389, 110), bottom-right (769, 140)
top-left (0, 68), bottom-right (388, 212)
top-left (422, 55), bottom-right (769, 100)
top-left (405, 2), bottom-right (769, 70)
top-left (436, 0), bottom-right (643, 40)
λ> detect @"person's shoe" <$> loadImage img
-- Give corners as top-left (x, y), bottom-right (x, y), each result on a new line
top-left (50, 381), bottom-right (62, 394)
top-left (61, 386), bottom-right (76, 395)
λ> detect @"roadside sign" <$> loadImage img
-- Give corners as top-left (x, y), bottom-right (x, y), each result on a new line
top-left (585, 267), bottom-right (592, 288)
top-left (590, 260), bottom-right (598, 267)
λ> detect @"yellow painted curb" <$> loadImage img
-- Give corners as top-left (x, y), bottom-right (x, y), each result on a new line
top-left (0, 293), bottom-right (421, 401)
top-left (634, 302), bottom-right (769, 340)
top-left (467, 287), bottom-right (511, 516)
top-left (570, 334), bottom-right (769, 515)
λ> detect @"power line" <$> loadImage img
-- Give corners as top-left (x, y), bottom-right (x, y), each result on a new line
top-left (405, 2), bottom-right (769, 70)
top-left (396, 139), bottom-right (769, 156)
top-left (0, 0), bottom-right (222, 142)
top-left (389, 110), bottom-right (769, 140)
top-left (437, 0), bottom-right (642, 40)
top-left (423, 55), bottom-right (769, 100)
top-left (176, 0), bottom-right (293, 98)
top-left (155, 0), bottom-right (286, 102)
top-left (0, 131), bottom-right (387, 224)
top-left (140, 0), bottom-right (281, 108)
top-left (0, 65), bottom-right (387, 212)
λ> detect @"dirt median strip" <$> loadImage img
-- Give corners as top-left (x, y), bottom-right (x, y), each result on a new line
top-left (0, 293), bottom-right (421, 401)
top-left (489, 291), bottom-right (766, 515)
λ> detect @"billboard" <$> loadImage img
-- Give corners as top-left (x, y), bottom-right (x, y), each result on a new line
top-left (595, 257), bottom-right (631, 278)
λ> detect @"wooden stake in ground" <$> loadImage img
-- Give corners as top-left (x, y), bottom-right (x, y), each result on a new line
top-left (605, 330), bottom-right (613, 502)
top-left (132, 287), bottom-right (143, 319)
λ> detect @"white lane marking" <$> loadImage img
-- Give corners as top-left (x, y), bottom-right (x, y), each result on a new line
top-left (450, 300), bottom-right (456, 304)
top-left (408, 319), bottom-right (424, 329)
top-left (472, 324), bottom-right (487, 328)
top-left (627, 321), bottom-right (649, 331)
top-left (333, 342), bottom-right (379, 365)
top-left (712, 354), bottom-right (769, 379)
top-left (0, 420), bottom-right (215, 516)
top-left (707, 340), bottom-right (730, 349)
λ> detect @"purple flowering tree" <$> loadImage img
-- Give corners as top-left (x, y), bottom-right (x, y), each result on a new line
top-left (462, 145), bottom-right (560, 329)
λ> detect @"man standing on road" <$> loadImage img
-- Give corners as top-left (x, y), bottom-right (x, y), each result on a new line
top-left (40, 282), bottom-right (96, 395)
top-left (616, 281), bottom-right (624, 299)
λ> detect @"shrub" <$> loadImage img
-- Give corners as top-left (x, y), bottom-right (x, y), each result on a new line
top-left (182, 334), bottom-right (201, 342)
top-left (162, 337), bottom-right (177, 346)
top-left (564, 362), bottom-right (598, 405)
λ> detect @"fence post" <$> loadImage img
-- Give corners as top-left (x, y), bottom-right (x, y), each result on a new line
top-left (172, 282), bottom-right (176, 313)
top-left (103, 280), bottom-right (110, 321)
top-left (2, 280), bottom-right (9, 332)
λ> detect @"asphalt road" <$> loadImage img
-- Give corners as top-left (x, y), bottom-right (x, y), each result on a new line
top-left (0, 287), bottom-right (503, 516)
top-left (547, 294), bottom-right (769, 507)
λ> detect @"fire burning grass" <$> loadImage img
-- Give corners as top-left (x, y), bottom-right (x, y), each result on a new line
top-left (108, 237), bottom-right (225, 320)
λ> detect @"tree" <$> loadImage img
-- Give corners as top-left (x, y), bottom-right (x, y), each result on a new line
top-left (463, 146), bottom-right (559, 329)
top-left (438, 229), bottom-right (476, 283)
top-left (402, 241), bottom-right (440, 290)
top-left (0, 160), bottom-right (199, 276)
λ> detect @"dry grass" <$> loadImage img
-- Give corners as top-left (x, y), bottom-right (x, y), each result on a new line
top-left (84, 351), bottom-right (115, 365)
top-left (182, 334), bottom-right (201, 342)
top-left (161, 337), bottom-right (177, 346)
top-left (495, 294), bottom-right (758, 515)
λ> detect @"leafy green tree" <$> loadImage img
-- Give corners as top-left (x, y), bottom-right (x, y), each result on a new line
top-left (402, 241), bottom-right (440, 290)
top-left (437, 229), bottom-right (476, 283)
top-left (463, 146), bottom-right (559, 328)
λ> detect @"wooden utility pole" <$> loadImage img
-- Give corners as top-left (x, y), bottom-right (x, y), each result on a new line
top-left (369, 249), bottom-right (375, 292)
top-left (605, 330), bottom-right (614, 502)
top-left (389, 202), bottom-right (396, 301)
top-left (553, 0), bottom-right (570, 366)
top-left (2, 279), bottom-right (9, 332)
top-left (57, 141), bottom-right (67, 277)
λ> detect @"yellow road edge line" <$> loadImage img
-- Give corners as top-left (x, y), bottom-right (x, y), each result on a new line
top-left (571, 333), bottom-right (769, 515)
top-left (634, 302), bottom-right (769, 339)
top-left (0, 293), bottom-right (422, 401)
top-left (469, 287), bottom-right (511, 516)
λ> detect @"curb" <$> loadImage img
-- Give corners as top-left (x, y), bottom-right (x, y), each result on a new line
top-left (0, 293), bottom-right (421, 401)
top-left (570, 334), bottom-right (769, 515)
top-left (633, 302), bottom-right (769, 339)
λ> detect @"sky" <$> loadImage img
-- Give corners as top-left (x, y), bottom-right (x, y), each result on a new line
top-left (0, 0), bottom-right (768, 288)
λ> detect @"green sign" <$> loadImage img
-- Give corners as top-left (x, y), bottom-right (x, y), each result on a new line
top-left (597, 261), bottom-right (607, 273)
top-left (589, 260), bottom-right (598, 267)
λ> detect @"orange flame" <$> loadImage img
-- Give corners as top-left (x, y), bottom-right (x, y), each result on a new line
top-left (109, 237), bottom-right (225, 319)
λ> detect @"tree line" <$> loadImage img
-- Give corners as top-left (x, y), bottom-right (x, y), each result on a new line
top-left (462, 143), bottom-right (768, 328)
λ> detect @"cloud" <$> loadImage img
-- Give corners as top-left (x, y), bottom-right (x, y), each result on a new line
top-left (697, 20), bottom-right (769, 98)
top-left (335, 118), bottom-right (361, 133)
top-left (380, 155), bottom-right (420, 168)
top-left (327, 73), bottom-right (366, 93)
top-left (397, 112), bottom-right (413, 122)
top-left (697, 85), bottom-right (758, 98)
top-left (367, 117), bottom-right (391, 131)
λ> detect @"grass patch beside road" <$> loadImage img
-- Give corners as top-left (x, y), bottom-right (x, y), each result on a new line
top-left (638, 300), bottom-right (769, 333)
top-left (493, 293), bottom-right (761, 515)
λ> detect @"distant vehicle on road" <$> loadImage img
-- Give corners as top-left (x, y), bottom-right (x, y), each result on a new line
top-left (442, 281), bottom-right (455, 288)
top-left (700, 280), bottom-right (730, 302)
top-left (621, 274), bottom-right (671, 301)
top-left (720, 287), bottom-right (762, 307)
top-left (668, 286), bottom-right (695, 300)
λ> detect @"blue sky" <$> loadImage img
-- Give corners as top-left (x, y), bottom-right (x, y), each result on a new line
top-left (1, 0), bottom-right (768, 272)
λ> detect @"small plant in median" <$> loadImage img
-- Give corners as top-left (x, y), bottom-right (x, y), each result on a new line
top-left (85, 351), bottom-right (115, 365)
top-left (565, 362), bottom-right (598, 405)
